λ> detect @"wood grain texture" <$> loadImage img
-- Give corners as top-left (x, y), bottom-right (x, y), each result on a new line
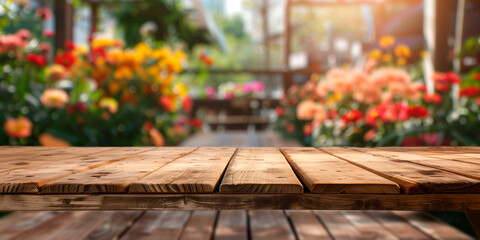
top-left (323, 147), bottom-right (480, 194)
top-left (341, 211), bottom-right (398, 239)
top-left (0, 147), bottom-right (156, 193)
top-left (249, 210), bottom-right (296, 240)
top-left (285, 210), bottom-right (332, 240)
top-left (179, 211), bottom-right (217, 240)
top-left (46, 211), bottom-right (115, 240)
top-left (355, 147), bottom-right (480, 181)
top-left (220, 148), bottom-right (303, 193)
top-left (366, 211), bottom-right (431, 240)
top-left (2, 193), bottom-right (480, 211)
top-left (84, 211), bottom-right (143, 240)
top-left (41, 147), bottom-right (197, 193)
top-left (394, 211), bottom-right (474, 240)
top-left (129, 147), bottom-right (237, 193)
top-left (214, 210), bottom-right (248, 240)
top-left (314, 211), bottom-right (365, 240)
top-left (120, 211), bottom-right (192, 240)
top-left (281, 147), bottom-right (399, 194)
top-left (0, 211), bottom-right (58, 240)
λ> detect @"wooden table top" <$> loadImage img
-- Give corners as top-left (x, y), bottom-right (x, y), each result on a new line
top-left (1, 146), bottom-right (480, 211)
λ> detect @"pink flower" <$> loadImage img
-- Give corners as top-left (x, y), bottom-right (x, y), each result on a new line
top-left (35, 7), bottom-right (52, 21)
top-left (371, 68), bottom-right (411, 88)
top-left (326, 68), bottom-right (352, 94)
top-left (205, 86), bottom-right (216, 99)
top-left (40, 89), bottom-right (69, 108)
top-left (43, 29), bottom-right (55, 38)
top-left (296, 100), bottom-right (317, 120)
top-left (15, 29), bottom-right (31, 41)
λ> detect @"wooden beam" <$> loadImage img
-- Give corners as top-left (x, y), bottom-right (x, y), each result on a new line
top-left (54, 0), bottom-right (74, 52)
top-left (466, 211), bottom-right (480, 239)
top-left (1, 194), bottom-right (480, 211)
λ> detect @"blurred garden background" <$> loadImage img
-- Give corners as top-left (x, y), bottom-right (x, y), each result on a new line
top-left (1, 0), bottom-right (480, 149)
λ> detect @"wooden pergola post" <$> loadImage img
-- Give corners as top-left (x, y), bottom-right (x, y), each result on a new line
top-left (54, 0), bottom-right (74, 52)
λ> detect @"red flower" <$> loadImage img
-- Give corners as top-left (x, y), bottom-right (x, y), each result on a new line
top-left (26, 53), bottom-right (47, 67)
top-left (423, 93), bottom-right (442, 104)
top-left (275, 106), bottom-right (284, 116)
top-left (476, 97), bottom-right (480, 105)
top-left (35, 7), bottom-right (52, 21)
top-left (182, 97), bottom-right (193, 113)
top-left (444, 72), bottom-right (461, 84)
top-left (43, 29), bottom-right (55, 38)
top-left (54, 51), bottom-right (76, 69)
top-left (158, 96), bottom-right (175, 113)
top-left (435, 81), bottom-right (450, 92)
top-left (407, 106), bottom-right (429, 119)
top-left (327, 110), bottom-right (338, 119)
top-left (199, 53), bottom-right (214, 66)
top-left (417, 84), bottom-right (427, 91)
top-left (366, 105), bottom-right (384, 127)
top-left (303, 123), bottom-right (312, 136)
top-left (459, 87), bottom-right (480, 97)
top-left (64, 40), bottom-right (76, 51)
top-left (286, 123), bottom-right (295, 133)
top-left (189, 118), bottom-right (203, 128)
top-left (143, 122), bottom-right (153, 131)
top-left (341, 109), bottom-right (363, 124)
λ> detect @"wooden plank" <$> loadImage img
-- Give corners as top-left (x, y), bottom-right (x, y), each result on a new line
top-left (466, 211), bottom-right (480, 239)
top-left (9, 211), bottom-right (90, 240)
top-left (85, 211), bottom-right (143, 240)
top-left (323, 147), bottom-right (480, 194)
top-left (281, 148), bottom-right (399, 193)
top-left (366, 211), bottom-right (431, 240)
top-left (121, 211), bottom-right (191, 240)
top-left (314, 211), bottom-right (365, 240)
top-left (41, 147), bottom-right (197, 193)
top-left (129, 147), bottom-right (237, 193)
top-left (214, 210), bottom-right (248, 240)
top-left (355, 147), bottom-right (480, 181)
top-left (249, 210), bottom-right (296, 240)
top-left (46, 211), bottom-right (115, 240)
top-left (179, 211), bottom-right (217, 240)
top-left (0, 148), bottom-right (157, 193)
top-left (0, 211), bottom-right (58, 240)
top-left (220, 148), bottom-right (303, 193)
top-left (394, 211), bottom-right (474, 240)
top-left (2, 193), bottom-right (480, 211)
top-left (285, 210), bottom-right (332, 240)
top-left (341, 211), bottom-right (398, 239)
top-left (384, 147), bottom-right (480, 166)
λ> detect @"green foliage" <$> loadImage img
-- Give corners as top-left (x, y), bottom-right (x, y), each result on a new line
top-left (112, 0), bottom-right (210, 49)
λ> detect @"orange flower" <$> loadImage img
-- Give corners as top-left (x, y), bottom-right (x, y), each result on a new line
top-left (159, 96), bottom-right (175, 113)
top-left (45, 64), bottom-right (67, 81)
top-left (296, 100), bottom-right (317, 120)
top-left (38, 133), bottom-right (71, 146)
top-left (40, 89), bottom-right (69, 108)
top-left (4, 117), bottom-right (32, 138)
top-left (379, 35), bottom-right (395, 48)
top-left (149, 128), bottom-right (165, 146)
top-left (368, 49), bottom-right (381, 59)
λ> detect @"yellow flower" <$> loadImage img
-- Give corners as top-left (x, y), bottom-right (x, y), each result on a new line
top-left (381, 53), bottom-right (392, 62)
top-left (99, 98), bottom-right (119, 114)
top-left (396, 57), bottom-right (407, 66)
top-left (173, 83), bottom-right (188, 97)
top-left (379, 35), bottom-right (395, 48)
top-left (368, 49), bottom-right (382, 59)
top-left (39, 133), bottom-right (71, 147)
top-left (113, 66), bottom-right (134, 80)
top-left (91, 37), bottom-right (116, 49)
top-left (40, 89), bottom-right (69, 108)
top-left (73, 44), bottom-right (89, 56)
top-left (394, 44), bottom-right (411, 58)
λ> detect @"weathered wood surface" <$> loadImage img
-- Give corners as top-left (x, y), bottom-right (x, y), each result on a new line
top-left (0, 209), bottom-right (470, 240)
top-left (281, 148), bottom-right (399, 194)
top-left (129, 147), bottom-right (236, 193)
top-left (220, 148), bottom-right (303, 193)
top-left (323, 147), bottom-right (480, 194)
top-left (2, 146), bottom-right (480, 195)
top-left (1, 194), bottom-right (480, 211)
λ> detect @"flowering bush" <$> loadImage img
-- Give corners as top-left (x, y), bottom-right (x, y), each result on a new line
top-left (1, 14), bottom-right (200, 146)
top-left (199, 80), bottom-right (265, 100)
top-left (276, 36), bottom-right (480, 147)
